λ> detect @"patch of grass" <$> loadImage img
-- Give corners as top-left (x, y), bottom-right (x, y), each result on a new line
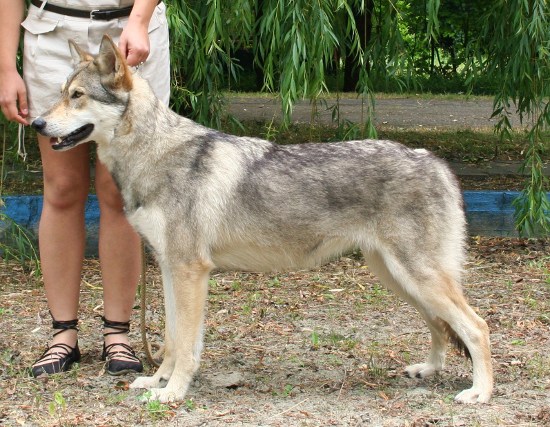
top-left (321, 353), bottom-right (345, 368)
top-left (106, 392), bottom-right (127, 405)
top-left (268, 276), bottom-right (281, 287)
top-left (184, 398), bottom-right (197, 411)
top-left (325, 332), bottom-right (358, 351)
top-left (272, 383), bottom-right (295, 398)
top-left (525, 353), bottom-right (550, 380)
top-left (361, 354), bottom-right (391, 384)
top-left (0, 213), bottom-right (41, 276)
top-left (230, 280), bottom-right (242, 292)
top-left (286, 354), bottom-right (306, 368)
top-left (225, 120), bottom-right (537, 163)
top-left (310, 330), bottom-right (320, 349)
top-left (528, 256), bottom-right (550, 282)
top-left (308, 330), bottom-right (359, 353)
top-left (139, 392), bottom-right (173, 421)
top-left (1, 349), bottom-right (20, 377)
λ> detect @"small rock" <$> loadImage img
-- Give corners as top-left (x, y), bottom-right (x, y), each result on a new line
top-left (209, 371), bottom-right (245, 389)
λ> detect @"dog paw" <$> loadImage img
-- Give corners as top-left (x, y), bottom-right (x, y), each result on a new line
top-left (404, 363), bottom-right (438, 379)
top-left (130, 376), bottom-right (162, 390)
top-left (148, 387), bottom-right (186, 403)
top-left (454, 387), bottom-right (491, 404)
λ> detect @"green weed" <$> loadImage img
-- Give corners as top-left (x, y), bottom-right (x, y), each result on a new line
top-left (140, 391), bottom-right (172, 421)
top-left (525, 353), bottom-right (550, 380)
top-left (272, 384), bottom-right (295, 398)
top-left (0, 212), bottom-right (41, 276)
top-left (310, 330), bottom-right (320, 349)
top-left (48, 391), bottom-right (67, 423)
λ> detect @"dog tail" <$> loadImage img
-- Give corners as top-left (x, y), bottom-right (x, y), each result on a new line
top-left (440, 318), bottom-right (472, 360)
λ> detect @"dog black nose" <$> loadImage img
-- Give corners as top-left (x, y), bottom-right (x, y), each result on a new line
top-left (31, 117), bottom-right (47, 131)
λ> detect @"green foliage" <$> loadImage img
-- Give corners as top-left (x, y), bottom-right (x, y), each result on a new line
top-left (469, 0), bottom-right (550, 235)
top-left (166, 0), bottom-right (254, 127)
top-left (0, 1), bottom-right (546, 235)
top-left (1, 118), bottom-right (40, 274)
top-left (139, 391), bottom-right (173, 420)
top-left (256, 0), bottom-right (341, 126)
top-left (0, 210), bottom-right (40, 275)
top-left (164, 0), bottom-right (548, 234)
top-left (48, 391), bottom-right (67, 421)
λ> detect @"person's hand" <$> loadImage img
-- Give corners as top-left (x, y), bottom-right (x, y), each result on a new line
top-left (119, 21), bottom-right (150, 67)
top-left (0, 69), bottom-right (29, 125)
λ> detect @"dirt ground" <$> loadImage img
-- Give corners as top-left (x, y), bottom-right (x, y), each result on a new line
top-left (0, 237), bottom-right (549, 427)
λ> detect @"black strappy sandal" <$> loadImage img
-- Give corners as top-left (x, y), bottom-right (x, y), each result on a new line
top-left (31, 315), bottom-right (81, 377)
top-left (101, 316), bottom-right (143, 375)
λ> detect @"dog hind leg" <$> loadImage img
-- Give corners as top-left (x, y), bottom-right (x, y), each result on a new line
top-left (362, 248), bottom-right (493, 404)
top-left (363, 251), bottom-right (448, 377)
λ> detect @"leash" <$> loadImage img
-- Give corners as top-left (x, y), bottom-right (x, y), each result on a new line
top-left (139, 241), bottom-right (162, 368)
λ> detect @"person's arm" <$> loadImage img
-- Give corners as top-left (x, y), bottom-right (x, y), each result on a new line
top-left (0, 0), bottom-right (28, 124)
top-left (118, 0), bottom-right (159, 67)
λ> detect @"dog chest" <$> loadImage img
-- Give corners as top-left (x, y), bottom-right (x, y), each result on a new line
top-left (126, 205), bottom-right (168, 254)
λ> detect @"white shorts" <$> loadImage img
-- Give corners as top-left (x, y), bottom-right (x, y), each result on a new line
top-left (21, 2), bottom-right (170, 120)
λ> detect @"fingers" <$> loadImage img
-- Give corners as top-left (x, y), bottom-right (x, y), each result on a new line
top-left (17, 87), bottom-right (29, 124)
top-left (118, 27), bottom-right (150, 67)
top-left (124, 43), bottom-right (150, 67)
top-left (0, 77), bottom-right (29, 126)
top-left (118, 37), bottom-right (129, 60)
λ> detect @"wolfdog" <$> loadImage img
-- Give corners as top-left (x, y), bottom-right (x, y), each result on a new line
top-left (31, 35), bottom-right (493, 404)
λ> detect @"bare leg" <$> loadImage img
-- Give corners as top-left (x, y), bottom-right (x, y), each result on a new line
top-left (37, 135), bottom-right (90, 350)
top-left (95, 161), bottom-right (142, 353)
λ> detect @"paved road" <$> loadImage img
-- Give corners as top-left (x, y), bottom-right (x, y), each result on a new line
top-left (227, 96), bottom-right (521, 130)
top-left (227, 96), bottom-right (549, 177)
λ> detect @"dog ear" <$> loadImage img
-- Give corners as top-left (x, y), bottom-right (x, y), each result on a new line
top-left (68, 39), bottom-right (93, 65)
top-left (96, 34), bottom-right (133, 91)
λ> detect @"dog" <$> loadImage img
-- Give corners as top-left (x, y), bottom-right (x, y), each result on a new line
top-left (31, 35), bottom-right (493, 404)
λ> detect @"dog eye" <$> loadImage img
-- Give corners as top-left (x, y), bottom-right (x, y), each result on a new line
top-left (71, 90), bottom-right (84, 99)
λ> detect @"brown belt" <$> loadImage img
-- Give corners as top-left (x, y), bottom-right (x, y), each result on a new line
top-left (29, 0), bottom-right (159, 20)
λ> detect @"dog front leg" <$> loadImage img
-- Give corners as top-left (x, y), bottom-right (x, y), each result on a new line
top-left (147, 259), bottom-right (212, 403)
top-left (131, 262), bottom-right (178, 390)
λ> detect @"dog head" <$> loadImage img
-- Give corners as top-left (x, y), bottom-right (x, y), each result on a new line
top-left (31, 35), bottom-right (133, 151)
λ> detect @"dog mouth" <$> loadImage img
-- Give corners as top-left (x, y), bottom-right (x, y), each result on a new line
top-left (51, 124), bottom-right (94, 150)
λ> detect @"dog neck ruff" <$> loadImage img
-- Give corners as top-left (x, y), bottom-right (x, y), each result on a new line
top-left (30, 0), bottom-right (159, 20)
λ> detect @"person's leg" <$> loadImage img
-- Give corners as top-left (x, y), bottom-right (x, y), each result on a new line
top-left (95, 160), bottom-right (143, 373)
top-left (32, 135), bottom-right (90, 373)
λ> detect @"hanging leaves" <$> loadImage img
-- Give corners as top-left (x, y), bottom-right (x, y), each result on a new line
top-left (163, 0), bottom-right (548, 234)
top-left (470, 0), bottom-right (550, 235)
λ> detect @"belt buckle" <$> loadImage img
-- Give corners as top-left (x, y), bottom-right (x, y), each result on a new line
top-left (90, 9), bottom-right (100, 19)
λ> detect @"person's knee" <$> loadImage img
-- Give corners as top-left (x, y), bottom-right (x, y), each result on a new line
top-left (96, 178), bottom-right (125, 214)
top-left (43, 173), bottom-right (89, 211)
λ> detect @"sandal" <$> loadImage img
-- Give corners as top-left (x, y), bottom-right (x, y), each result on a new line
top-left (31, 314), bottom-right (81, 377)
top-left (101, 316), bottom-right (143, 375)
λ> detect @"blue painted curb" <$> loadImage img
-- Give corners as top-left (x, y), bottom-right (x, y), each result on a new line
top-left (0, 195), bottom-right (100, 257)
top-left (1, 191), bottom-right (548, 256)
